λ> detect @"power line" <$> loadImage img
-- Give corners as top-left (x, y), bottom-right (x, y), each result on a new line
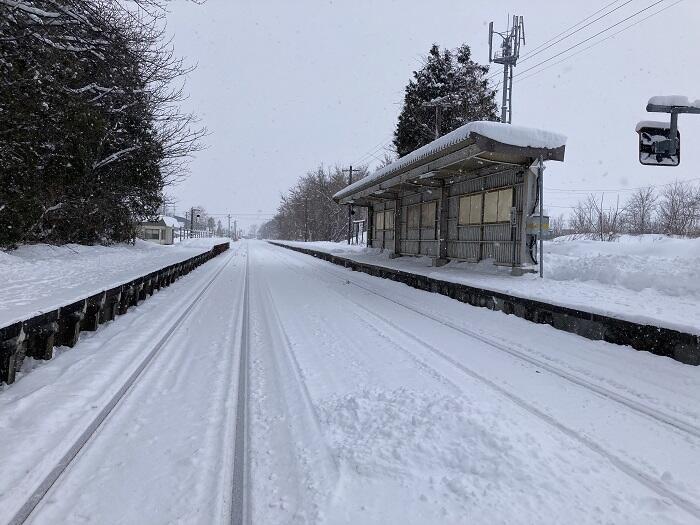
top-left (513, 0), bottom-right (666, 79)
top-left (172, 211), bottom-right (276, 218)
top-left (545, 176), bottom-right (700, 195)
top-left (485, 0), bottom-right (635, 82)
top-left (514, 0), bottom-right (683, 84)
top-left (518, 0), bottom-right (636, 64)
top-left (523, 0), bottom-right (626, 58)
top-left (350, 135), bottom-right (394, 167)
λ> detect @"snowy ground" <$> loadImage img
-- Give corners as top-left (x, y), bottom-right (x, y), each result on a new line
top-left (0, 237), bottom-right (231, 327)
top-left (278, 235), bottom-right (700, 335)
top-left (2, 240), bottom-right (700, 524)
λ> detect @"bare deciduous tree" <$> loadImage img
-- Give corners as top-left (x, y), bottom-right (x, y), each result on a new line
top-left (657, 181), bottom-right (699, 236)
top-left (549, 213), bottom-right (567, 238)
top-left (569, 193), bottom-right (625, 241)
top-left (260, 165), bottom-right (369, 241)
top-left (623, 187), bottom-right (657, 235)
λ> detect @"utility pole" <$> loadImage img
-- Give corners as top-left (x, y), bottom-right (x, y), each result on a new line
top-left (190, 206), bottom-right (194, 231)
top-left (304, 197), bottom-right (309, 242)
top-left (233, 219), bottom-right (237, 241)
top-left (488, 15), bottom-right (525, 124)
top-left (228, 214), bottom-right (231, 239)
top-left (342, 166), bottom-right (354, 244)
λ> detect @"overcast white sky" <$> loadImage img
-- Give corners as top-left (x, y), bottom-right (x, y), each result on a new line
top-left (165, 0), bottom-right (700, 229)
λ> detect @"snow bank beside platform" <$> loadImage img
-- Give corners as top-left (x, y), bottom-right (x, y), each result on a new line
top-left (0, 237), bottom-right (231, 327)
top-left (276, 235), bottom-right (700, 335)
top-left (546, 235), bottom-right (700, 298)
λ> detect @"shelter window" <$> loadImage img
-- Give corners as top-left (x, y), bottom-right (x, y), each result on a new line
top-left (144, 228), bottom-right (160, 240)
top-left (458, 194), bottom-right (483, 225)
top-left (407, 204), bottom-right (421, 228)
top-left (483, 190), bottom-right (513, 223)
top-left (470, 194), bottom-right (483, 224)
top-left (375, 210), bottom-right (384, 230)
top-left (384, 210), bottom-right (394, 230)
top-left (497, 189), bottom-right (513, 222)
top-left (421, 201), bottom-right (436, 226)
top-left (458, 196), bottom-right (470, 225)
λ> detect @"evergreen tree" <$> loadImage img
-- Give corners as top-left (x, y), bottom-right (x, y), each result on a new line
top-left (0, 0), bottom-right (202, 248)
top-left (393, 44), bottom-right (499, 158)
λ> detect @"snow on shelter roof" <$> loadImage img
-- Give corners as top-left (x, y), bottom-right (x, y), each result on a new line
top-left (334, 121), bottom-right (567, 202)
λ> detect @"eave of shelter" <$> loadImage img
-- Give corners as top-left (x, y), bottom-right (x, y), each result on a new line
top-left (338, 133), bottom-right (564, 206)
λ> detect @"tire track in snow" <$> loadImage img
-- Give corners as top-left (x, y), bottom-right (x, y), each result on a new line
top-left (8, 247), bottom-right (241, 525)
top-left (267, 243), bottom-right (700, 521)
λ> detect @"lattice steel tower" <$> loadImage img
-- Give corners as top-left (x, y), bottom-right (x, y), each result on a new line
top-left (489, 15), bottom-right (526, 124)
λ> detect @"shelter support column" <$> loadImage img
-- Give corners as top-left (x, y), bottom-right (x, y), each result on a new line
top-left (390, 194), bottom-right (402, 258)
top-left (435, 181), bottom-right (449, 267)
top-left (366, 206), bottom-right (374, 247)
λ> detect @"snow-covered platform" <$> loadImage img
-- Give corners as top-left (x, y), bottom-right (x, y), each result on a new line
top-left (0, 238), bottom-right (231, 328)
top-left (273, 236), bottom-right (700, 363)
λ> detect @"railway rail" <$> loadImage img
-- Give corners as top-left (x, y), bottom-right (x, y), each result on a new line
top-left (9, 247), bottom-right (251, 525)
top-left (271, 244), bottom-right (700, 439)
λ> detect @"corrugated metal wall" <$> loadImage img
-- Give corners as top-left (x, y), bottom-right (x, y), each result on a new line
top-left (370, 201), bottom-right (395, 252)
top-left (399, 190), bottom-right (438, 257)
top-left (369, 168), bottom-right (525, 265)
top-left (446, 169), bottom-right (524, 265)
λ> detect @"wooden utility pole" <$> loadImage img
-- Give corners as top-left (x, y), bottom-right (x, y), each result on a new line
top-left (228, 214), bottom-right (231, 239)
top-left (342, 166), bottom-right (354, 244)
top-left (304, 197), bottom-right (309, 242)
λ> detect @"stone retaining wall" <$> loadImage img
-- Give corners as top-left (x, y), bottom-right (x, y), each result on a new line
top-left (0, 242), bottom-right (230, 384)
top-left (271, 242), bottom-right (699, 366)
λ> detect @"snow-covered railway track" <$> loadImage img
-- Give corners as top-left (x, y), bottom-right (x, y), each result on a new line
top-left (266, 243), bottom-right (700, 521)
top-left (245, 243), bottom-right (338, 523)
top-left (340, 299), bottom-right (700, 520)
top-left (8, 247), bottom-right (248, 525)
top-left (230, 249), bottom-right (250, 525)
top-left (271, 244), bottom-right (700, 440)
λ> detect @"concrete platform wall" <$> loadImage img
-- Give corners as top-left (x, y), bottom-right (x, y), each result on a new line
top-left (0, 242), bottom-right (230, 385)
top-left (271, 242), bottom-right (699, 366)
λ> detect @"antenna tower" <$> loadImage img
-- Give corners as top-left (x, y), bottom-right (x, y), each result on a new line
top-left (489, 15), bottom-right (526, 124)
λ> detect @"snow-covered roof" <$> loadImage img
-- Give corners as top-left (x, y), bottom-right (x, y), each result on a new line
top-left (334, 121), bottom-right (567, 201)
top-left (635, 120), bottom-right (671, 132)
top-left (160, 216), bottom-right (180, 228)
top-left (648, 95), bottom-right (700, 109)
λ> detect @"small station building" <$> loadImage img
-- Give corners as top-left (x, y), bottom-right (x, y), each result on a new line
top-left (333, 121), bottom-right (566, 268)
top-left (138, 216), bottom-right (180, 245)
